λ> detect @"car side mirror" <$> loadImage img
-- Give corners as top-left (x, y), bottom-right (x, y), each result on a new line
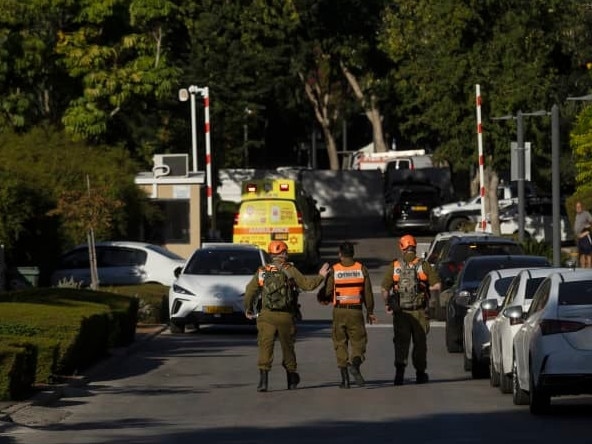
top-left (456, 290), bottom-right (471, 307)
top-left (174, 266), bottom-right (183, 279)
top-left (480, 299), bottom-right (498, 311)
top-left (502, 305), bottom-right (524, 322)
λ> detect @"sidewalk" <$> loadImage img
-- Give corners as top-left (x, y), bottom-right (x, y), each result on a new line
top-left (0, 323), bottom-right (167, 431)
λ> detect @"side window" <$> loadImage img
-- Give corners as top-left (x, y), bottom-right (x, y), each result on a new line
top-left (59, 248), bottom-right (89, 269)
top-left (527, 279), bottom-right (551, 316)
top-left (100, 248), bottom-right (147, 267)
top-left (398, 160), bottom-right (410, 170)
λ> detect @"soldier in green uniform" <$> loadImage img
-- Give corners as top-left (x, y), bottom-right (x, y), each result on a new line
top-left (244, 240), bottom-right (329, 392)
top-left (321, 242), bottom-right (377, 388)
top-left (381, 234), bottom-right (441, 385)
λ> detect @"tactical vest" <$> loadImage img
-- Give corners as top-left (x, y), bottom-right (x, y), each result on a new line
top-left (392, 258), bottom-right (429, 309)
top-left (332, 262), bottom-right (364, 306)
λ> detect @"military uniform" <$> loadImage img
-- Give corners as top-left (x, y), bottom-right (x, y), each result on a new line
top-left (244, 257), bottom-right (325, 390)
top-left (381, 245), bottom-right (440, 385)
top-left (324, 256), bottom-right (375, 387)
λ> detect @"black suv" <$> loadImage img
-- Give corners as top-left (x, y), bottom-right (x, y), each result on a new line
top-left (444, 254), bottom-right (550, 353)
top-left (383, 183), bottom-right (441, 234)
top-left (432, 235), bottom-right (523, 321)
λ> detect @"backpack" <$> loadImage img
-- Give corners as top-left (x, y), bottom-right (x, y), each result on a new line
top-left (397, 260), bottom-right (422, 309)
top-left (261, 265), bottom-right (294, 312)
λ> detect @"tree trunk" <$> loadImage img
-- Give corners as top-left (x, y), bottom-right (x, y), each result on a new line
top-left (340, 62), bottom-right (388, 153)
top-left (299, 72), bottom-right (340, 170)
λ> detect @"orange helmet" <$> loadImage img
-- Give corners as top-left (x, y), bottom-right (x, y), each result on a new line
top-left (399, 234), bottom-right (417, 251)
top-left (268, 240), bottom-right (288, 255)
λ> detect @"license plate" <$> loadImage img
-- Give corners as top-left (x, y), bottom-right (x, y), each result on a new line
top-left (272, 233), bottom-right (289, 240)
top-left (412, 206), bottom-right (428, 211)
top-left (203, 306), bottom-right (233, 314)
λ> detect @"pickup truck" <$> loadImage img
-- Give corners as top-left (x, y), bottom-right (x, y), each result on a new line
top-left (429, 182), bottom-right (537, 232)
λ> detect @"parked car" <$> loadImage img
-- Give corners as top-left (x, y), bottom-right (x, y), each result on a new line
top-left (50, 241), bottom-right (186, 287)
top-left (383, 183), bottom-right (441, 234)
top-left (435, 235), bottom-right (524, 291)
top-left (429, 182), bottom-right (537, 232)
top-left (478, 200), bottom-right (574, 244)
top-left (463, 266), bottom-right (550, 379)
top-left (444, 254), bottom-right (550, 353)
top-left (511, 268), bottom-right (592, 414)
top-left (423, 231), bottom-right (488, 319)
top-left (489, 267), bottom-right (567, 394)
top-left (168, 243), bottom-right (269, 334)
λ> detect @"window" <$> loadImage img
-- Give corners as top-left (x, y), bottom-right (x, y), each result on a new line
top-left (558, 280), bottom-right (592, 305)
top-left (99, 247), bottom-right (146, 267)
top-left (150, 200), bottom-right (190, 244)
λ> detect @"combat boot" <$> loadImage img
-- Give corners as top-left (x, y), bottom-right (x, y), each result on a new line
top-left (348, 356), bottom-right (365, 387)
top-left (257, 370), bottom-right (268, 392)
top-left (287, 371), bottom-right (300, 390)
top-left (339, 367), bottom-right (350, 389)
top-left (416, 371), bottom-right (429, 384)
top-left (394, 365), bottom-right (405, 386)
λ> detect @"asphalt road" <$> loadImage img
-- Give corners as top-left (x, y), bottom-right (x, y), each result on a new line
top-left (1, 217), bottom-right (591, 443)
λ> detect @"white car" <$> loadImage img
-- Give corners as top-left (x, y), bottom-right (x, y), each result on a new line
top-left (50, 241), bottom-right (186, 287)
top-left (489, 267), bottom-right (567, 394)
top-left (463, 267), bottom-right (539, 379)
top-left (477, 202), bottom-right (573, 243)
top-left (511, 268), bottom-right (592, 414)
top-left (168, 243), bottom-right (269, 333)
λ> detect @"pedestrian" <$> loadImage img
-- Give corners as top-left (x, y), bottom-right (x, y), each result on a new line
top-left (319, 241), bottom-right (377, 388)
top-left (381, 234), bottom-right (441, 385)
top-left (574, 201), bottom-right (592, 268)
top-left (244, 240), bottom-right (330, 392)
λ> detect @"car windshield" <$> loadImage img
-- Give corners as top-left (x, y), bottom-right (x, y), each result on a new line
top-left (184, 249), bottom-right (263, 275)
top-left (558, 280), bottom-right (592, 305)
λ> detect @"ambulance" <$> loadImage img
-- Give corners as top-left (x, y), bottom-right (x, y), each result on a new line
top-left (232, 178), bottom-right (323, 269)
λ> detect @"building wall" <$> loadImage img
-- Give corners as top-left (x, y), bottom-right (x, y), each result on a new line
top-left (137, 183), bottom-right (202, 259)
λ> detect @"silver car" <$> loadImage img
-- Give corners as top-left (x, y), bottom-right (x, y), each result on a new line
top-left (512, 269), bottom-right (592, 414)
top-left (462, 267), bottom-right (542, 378)
top-left (50, 241), bottom-right (186, 287)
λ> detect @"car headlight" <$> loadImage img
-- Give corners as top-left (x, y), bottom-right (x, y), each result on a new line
top-left (172, 283), bottom-right (195, 296)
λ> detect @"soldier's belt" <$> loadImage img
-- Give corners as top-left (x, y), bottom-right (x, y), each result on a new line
top-left (334, 304), bottom-right (363, 310)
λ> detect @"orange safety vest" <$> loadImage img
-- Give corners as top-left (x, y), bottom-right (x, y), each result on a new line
top-left (392, 257), bottom-right (429, 283)
top-left (332, 262), bottom-right (364, 305)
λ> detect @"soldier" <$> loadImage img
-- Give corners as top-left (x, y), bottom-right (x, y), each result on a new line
top-left (321, 242), bottom-right (377, 388)
top-left (244, 240), bottom-right (329, 392)
top-left (381, 234), bottom-right (441, 385)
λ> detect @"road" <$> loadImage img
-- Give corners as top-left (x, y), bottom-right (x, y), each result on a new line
top-left (2, 218), bottom-right (591, 443)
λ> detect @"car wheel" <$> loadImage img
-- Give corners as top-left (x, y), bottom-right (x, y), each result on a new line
top-left (463, 349), bottom-right (472, 371)
top-left (447, 217), bottom-right (468, 232)
top-left (529, 366), bottom-right (550, 414)
top-left (445, 322), bottom-right (463, 353)
top-left (512, 359), bottom-right (529, 405)
top-left (490, 356), bottom-right (500, 387)
top-left (169, 320), bottom-right (186, 334)
top-left (471, 349), bottom-right (488, 379)
top-left (500, 367), bottom-right (513, 394)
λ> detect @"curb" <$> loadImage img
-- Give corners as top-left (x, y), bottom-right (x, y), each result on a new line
top-left (0, 324), bottom-right (167, 431)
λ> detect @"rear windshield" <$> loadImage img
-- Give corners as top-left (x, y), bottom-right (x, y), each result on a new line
top-left (450, 243), bottom-right (523, 263)
top-left (237, 200), bottom-right (299, 226)
top-left (462, 257), bottom-right (548, 282)
top-left (558, 281), bottom-right (592, 305)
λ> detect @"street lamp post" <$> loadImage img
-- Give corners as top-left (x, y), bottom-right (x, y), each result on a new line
top-left (492, 109), bottom-right (549, 243)
top-left (178, 85), bottom-right (200, 172)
